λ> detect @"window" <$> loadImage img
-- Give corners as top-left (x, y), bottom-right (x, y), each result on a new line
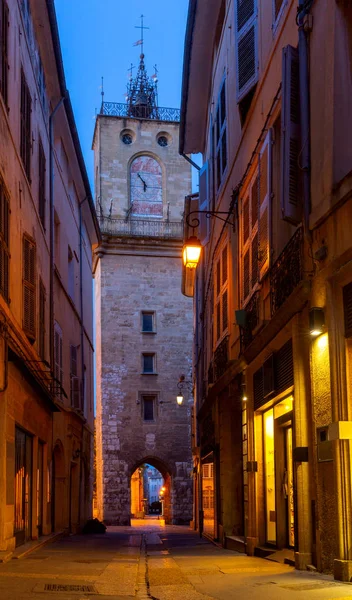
top-left (142, 395), bottom-right (155, 421)
top-left (235, 0), bottom-right (258, 102)
top-left (142, 353), bottom-right (156, 374)
top-left (215, 81), bottom-right (227, 189)
top-left (70, 344), bottom-right (81, 410)
top-left (214, 243), bottom-right (228, 344)
top-left (54, 322), bottom-right (63, 398)
top-left (343, 282), bottom-right (352, 338)
top-left (281, 45), bottom-right (301, 224)
top-left (0, 0), bottom-right (9, 106)
top-left (273, 0), bottom-right (285, 24)
top-left (20, 70), bottom-right (31, 180)
top-left (0, 176), bottom-right (9, 301)
top-left (38, 139), bottom-right (46, 229)
top-left (23, 235), bottom-right (36, 339)
top-left (240, 131), bottom-right (271, 305)
top-left (68, 246), bottom-right (74, 301)
top-left (142, 311), bottom-right (155, 333)
top-left (38, 279), bottom-right (45, 360)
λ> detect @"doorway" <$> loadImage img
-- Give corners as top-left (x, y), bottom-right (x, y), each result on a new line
top-left (201, 454), bottom-right (215, 538)
top-left (263, 397), bottom-right (294, 548)
top-left (14, 427), bottom-right (32, 546)
top-left (130, 462), bottom-right (168, 520)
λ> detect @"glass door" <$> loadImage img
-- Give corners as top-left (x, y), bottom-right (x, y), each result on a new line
top-left (14, 427), bottom-right (32, 546)
top-left (285, 426), bottom-right (294, 547)
top-left (201, 458), bottom-right (215, 538)
top-left (264, 409), bottom-right (276, 544)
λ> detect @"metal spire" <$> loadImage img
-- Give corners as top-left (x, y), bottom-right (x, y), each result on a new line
top-left (127, 15), bottom-right (158, 119)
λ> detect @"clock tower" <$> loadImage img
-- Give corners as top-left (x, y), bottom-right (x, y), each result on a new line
top-left (93, 49), bottom-right (193, 525)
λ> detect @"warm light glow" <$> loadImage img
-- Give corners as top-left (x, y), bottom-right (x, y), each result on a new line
top-left (242, 394), bottom-right (248, 402)
top-left (317, 332), bottom-right (328, 350)
top-left (182, 236), bottom-right (202, 269)
top-left (161, 486), bottom-right (166, 492)
top-left (310, 329), bottom-right (322, 337)
top-left (176, 394), bottom-right (184, 405)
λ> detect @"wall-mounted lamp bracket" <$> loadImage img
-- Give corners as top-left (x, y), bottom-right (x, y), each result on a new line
top-left (185, 210), bottom-right (235, 232)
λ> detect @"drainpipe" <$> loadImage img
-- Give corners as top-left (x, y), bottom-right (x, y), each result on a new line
top-left (297, 0), bottom-right (312, 243)
top-left (49, 97), bottom-right (65, 372)
top-left (181, 152), bottom-right (200, 171)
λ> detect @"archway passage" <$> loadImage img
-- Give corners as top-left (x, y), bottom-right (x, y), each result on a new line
top-left (130, 458), bottom-right (171, 523)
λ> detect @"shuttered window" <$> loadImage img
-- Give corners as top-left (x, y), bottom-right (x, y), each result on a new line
top-left (215, 80), bottom-right (227, 189)
top-left (0, 0), bottom-right (9, 105)
top-left (281, 45), bottom-right (301, 225)
top-left (199, 162), bottom-right (210, 244)
top-left (70, 344), bottom-right (81, 409)
top-left (38, 279), bottom-right (45, 360)
top-left (20, 69), bottom-right (31, 180)
top-left (235, 0), bottom-right (258, 102)
top-left (54, 322), bottom-right (63, 399)
top-left (23, 235), bottom-right (36, 338)
top-left (0, 176), bottom-right (9, 301)
top-left (38, 139), bottom-right (46, 229)
top-left (343, 282), bottom-right (352, 338)
top-left (214, 242), bottom-right (228, 344)
top-left (241, 131), bottom-right (271, 305)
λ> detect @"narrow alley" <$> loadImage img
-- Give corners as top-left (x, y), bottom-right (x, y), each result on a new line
top-left (0, 520), bottom-right (351, 600)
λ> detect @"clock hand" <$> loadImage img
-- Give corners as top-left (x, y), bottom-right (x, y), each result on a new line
top-left (137, 172), bottom-right (147, 191)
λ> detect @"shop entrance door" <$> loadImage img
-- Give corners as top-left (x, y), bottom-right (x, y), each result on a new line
top-left (263, 398), bottom-right (294, 548)
top-left (14, 427), bottom-right (32, 546)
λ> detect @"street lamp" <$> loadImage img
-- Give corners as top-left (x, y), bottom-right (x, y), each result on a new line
top-left (182, 236), bottom-right (202, 269)
top-left (176, 374), bottom-right (192, 405)
top-left (309, 307), bottom-right (325, 337)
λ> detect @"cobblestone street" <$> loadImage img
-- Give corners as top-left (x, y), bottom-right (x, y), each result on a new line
top-left (0, 520), bottom-right (351, 599)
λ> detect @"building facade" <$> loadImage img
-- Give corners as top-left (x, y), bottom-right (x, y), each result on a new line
top-left (0, 0), bottom-right (99, 557)
top-left (180, 0), bottom-right (352, 580)
top-left (93, 54), bottom-right (193, 525)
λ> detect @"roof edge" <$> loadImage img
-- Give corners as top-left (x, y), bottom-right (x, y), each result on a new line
top-left (46, 0), bottom-right (101, 243)
top-left (179, 0), bottom-right (197, 156)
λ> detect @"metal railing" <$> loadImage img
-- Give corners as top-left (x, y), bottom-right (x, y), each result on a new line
top-left (99, 101), bottom-right (181, 122)
top-left (99, 216), bottom-right (184, 239)
top-left (271, 227), bottom-right (303, 316)
top-left (240, 291), bottom-right (260, 352)
top-left (214, 336), bottom-right (229, 381)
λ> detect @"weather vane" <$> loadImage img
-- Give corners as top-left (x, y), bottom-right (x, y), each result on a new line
top-left (133, 14), bottom-right (149, 56)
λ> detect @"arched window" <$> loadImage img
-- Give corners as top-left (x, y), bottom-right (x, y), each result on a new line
top-left (130, 155), bottom-right (162, 218)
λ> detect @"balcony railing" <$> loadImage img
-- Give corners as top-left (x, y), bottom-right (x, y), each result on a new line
top-left (99, 217), bottom-right (184, 240)
top-left (99, 101), bottom-right (181, 122)
top-left (240, 291), bottom-right (260, 352)
top-left (214, 336), bottom-right (229, 382)
top-left (271, 227), bottom-right (303, 316)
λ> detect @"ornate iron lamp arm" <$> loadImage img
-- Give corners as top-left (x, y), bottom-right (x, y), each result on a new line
top-left (185, 210), bottom-right (235, 230)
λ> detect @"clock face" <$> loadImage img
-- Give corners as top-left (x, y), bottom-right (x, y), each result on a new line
top-left (130, 156), bottom-right (163, 217)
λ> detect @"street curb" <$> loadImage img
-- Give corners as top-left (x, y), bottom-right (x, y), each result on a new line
top-left (11, 531), bottom-right (65, 560)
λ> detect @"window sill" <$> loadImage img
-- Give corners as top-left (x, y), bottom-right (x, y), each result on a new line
top-left (141, 330), bottom-right (157, 334)
top-left (141, 372), bottom-right (158, 376)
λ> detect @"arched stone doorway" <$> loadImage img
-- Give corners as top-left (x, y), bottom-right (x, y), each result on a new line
top-left (130, 457), bottom-right (172, 524)
top-left (52, 441), bottom-right (66, 532)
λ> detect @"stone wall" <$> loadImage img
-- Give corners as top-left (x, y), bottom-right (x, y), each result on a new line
top-left (95, 243), bottom-right (193, 525)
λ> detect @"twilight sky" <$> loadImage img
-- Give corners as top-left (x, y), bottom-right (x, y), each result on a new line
top-left (54, 1), bottom-right (194, 406)
top-left (55, 0), bottom-right (190, 189)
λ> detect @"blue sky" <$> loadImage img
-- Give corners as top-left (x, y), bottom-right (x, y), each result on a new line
top-left (55, 0), bottom-right (190, 188)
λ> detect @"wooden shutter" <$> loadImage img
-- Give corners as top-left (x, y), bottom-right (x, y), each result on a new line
top-left (38, 280), bottom-right (45, 359)
top-left (281, 45), bottom-right (301, 225)
top-left (0, 1), bottom-right (9, 104)
top-left (199, 162), bottom-right (209, 244)
top-left (71, 376), bottom-right (80, 409)
top-left (70, 345), bottom-right (78, 376)
top-left (258, 130), bottom-right (272, 277)
top-left (38, 140), bottom-right (46, 228)
top-left (20, 70), bottom-right (31, 180)
top-left (54, 323), bottom-right (63, 398)
top-left (23, 236), bottom-right (36, 338)
top-left (241, 166), bottom-right (259, 305)
top-left (0, 178), bottom-right (9, 301)
top-left (235, 0), bottom-right (258, 101)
